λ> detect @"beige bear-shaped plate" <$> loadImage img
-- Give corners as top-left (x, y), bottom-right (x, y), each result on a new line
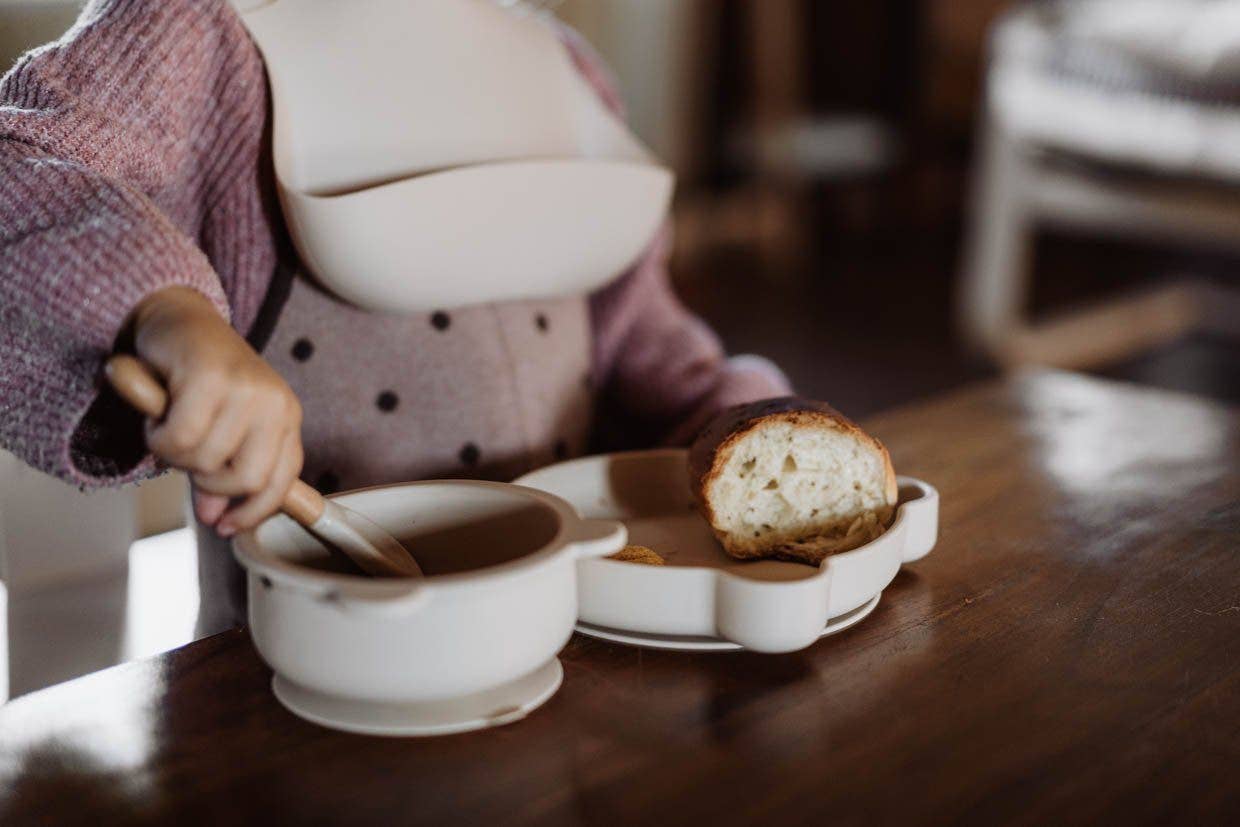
top-left (515, 450), bottom-right (938, 654)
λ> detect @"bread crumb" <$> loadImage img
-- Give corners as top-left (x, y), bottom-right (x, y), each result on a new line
top-left (608, 545), bottom-right (665, 566)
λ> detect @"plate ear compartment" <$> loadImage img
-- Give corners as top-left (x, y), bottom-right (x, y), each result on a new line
top-left (714, 566), bottom-right (832, 653)
top-left (895, 478), bottom-right (939, 563)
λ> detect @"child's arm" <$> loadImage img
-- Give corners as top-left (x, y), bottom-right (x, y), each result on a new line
top-left (557, 23), bottom-right (791, 446)
top-left (0, 0), bottom-right (286, 519)
top-left (590, 227), bottom-right (791, 448)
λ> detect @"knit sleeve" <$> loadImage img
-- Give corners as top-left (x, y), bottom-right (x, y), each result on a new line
top-left (589, 227), bottom-right (791, 449)
top-left (553, 21), bottom-right (792, 447)
top-left (0, 0), bottom-right (273, 487)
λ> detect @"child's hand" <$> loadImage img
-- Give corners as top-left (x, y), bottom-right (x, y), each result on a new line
top-left (130, 287), bottom-right (304, 537)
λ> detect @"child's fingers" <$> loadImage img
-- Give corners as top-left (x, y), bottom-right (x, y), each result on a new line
top-left (194, 416), bottom-right (285, 498)
top-left (217, 430), bottom-right (303, 536)
top-left (193, 393), bottom-right (252, 474)
top-left (146, 379), bottom-right (224, 467)
top-left (192, 489), bottom-right (230, 526)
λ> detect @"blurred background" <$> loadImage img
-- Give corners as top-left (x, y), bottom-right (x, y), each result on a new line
top-left (1, 0), bottom-right (1237, 697)
top-left (558, 0), bottom-right (1240, 413)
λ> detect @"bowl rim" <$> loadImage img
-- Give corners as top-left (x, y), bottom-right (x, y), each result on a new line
top-left (232, 478), bottom-right (583, 594)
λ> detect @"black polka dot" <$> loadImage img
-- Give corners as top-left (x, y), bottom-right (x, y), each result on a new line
top-left (291, 338), bottom-right (314, 362)
top-left (375, 390), bottom-right (399, 412)
top-left (535, 313), bottom-right (549, 333)
top-left (458, 442), bottom-right (480, 467)
top-left (554, 439), bottom-right (569, 460)
top-left (260, 576), bottom-right (273, 590)
top-left (315, 471), bottom-right (340, 495)
top-left (431, 311), bottom-right (451, 331)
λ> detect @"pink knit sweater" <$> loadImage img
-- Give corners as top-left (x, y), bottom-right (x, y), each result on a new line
top-left (0, 0), bottom-right (788, 490)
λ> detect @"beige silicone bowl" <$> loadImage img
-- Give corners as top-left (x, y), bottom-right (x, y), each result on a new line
top-left (233, 480), bottom-right (626, 705)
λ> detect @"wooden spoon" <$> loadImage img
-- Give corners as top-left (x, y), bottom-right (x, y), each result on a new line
top-left (105, 355), bottom-right (423, 579)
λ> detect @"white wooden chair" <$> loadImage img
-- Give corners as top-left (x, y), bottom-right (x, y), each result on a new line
top-left (959, 0), bottom-right (1240, 368)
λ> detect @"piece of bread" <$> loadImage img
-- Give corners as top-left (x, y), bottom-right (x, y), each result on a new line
top-left (608, 545), bottom-right (666, 566)
top-left (690, 397), bottom-right (897, 565)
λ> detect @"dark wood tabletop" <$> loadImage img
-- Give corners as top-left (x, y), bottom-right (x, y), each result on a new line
top-left (2, 371), bottom-right (1237, 826)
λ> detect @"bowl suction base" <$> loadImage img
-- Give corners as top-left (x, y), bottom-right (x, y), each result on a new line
top-left (271, 657), bottom-right (563, 737)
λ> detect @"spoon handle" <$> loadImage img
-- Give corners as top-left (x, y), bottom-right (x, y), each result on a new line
top-left (104, 354), bottom-right (327, 529)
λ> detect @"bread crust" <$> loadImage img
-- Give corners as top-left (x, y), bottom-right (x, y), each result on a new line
top-left (689, 397), bottom-right (898, 560)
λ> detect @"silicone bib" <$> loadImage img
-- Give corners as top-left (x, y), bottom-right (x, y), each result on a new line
top-left (237, 0), bottom-right (673, 312)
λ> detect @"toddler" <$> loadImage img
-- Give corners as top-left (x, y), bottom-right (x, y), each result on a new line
top-left (0, 0), bottom-right (789, 633)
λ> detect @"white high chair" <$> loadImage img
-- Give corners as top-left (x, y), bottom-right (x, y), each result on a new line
top-left (959, 0), bottom-right (1240, 369)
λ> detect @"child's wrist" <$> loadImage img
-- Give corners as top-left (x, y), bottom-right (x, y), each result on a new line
top-left (129, 286), bottom-right (221, 337)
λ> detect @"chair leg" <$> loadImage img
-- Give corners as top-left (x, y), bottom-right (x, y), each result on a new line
top-left (958, 114), bottom-right (1035, 361)
top-left (1195, 281), bottom-right (1240, 341)
top-left (1002, 283), bottom-right (1201, 369)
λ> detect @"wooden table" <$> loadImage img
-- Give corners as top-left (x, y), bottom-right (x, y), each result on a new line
top-left (2, 372), bottom-right (1237, 825)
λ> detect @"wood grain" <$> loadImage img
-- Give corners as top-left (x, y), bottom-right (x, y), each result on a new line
top-left (1, 371), bottom-right (1236, 826)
